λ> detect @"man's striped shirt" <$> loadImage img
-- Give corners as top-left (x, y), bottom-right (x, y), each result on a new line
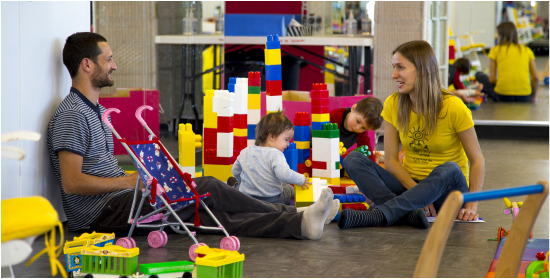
top-left (47, 87), bottom-right (130, 231)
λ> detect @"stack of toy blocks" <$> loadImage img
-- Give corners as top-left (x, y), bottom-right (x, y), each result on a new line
top-left (265, 34), bottom-right (282, 114)
top-left (294, 112), bottom-right (312, 177)
top-left (233, 77), bottom-right (248, 157)
top-left (247, 72), bottom-right (261, 147)
top-left (178, 123), bottom-right (202, 178)
top-left (202, 89), bottom-right (237, 182)
top-left (294, 177), bottom-right (329, 207)
top-left (311, 83), bottom-right (340, 185)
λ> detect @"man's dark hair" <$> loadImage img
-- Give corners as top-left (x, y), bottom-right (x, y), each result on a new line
top-left (62, 32), bottom-right (107, 78)
top-left (354, 97), bottom-right (383, 130)
top-left (255, 112), bottom-right (294, 146)
top-left (453, 58), bottom-right (471, 75)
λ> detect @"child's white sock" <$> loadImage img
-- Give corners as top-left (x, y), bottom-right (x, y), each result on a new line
top-left (296, 206), bottom-right (308, 212)
top-left (325, 199), bottom-right (340, 225)
top-left (301, 188), bottom-right (333, 240)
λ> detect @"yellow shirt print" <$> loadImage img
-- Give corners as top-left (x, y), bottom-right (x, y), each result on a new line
top-left (381, 93), bottom-right (474, 185)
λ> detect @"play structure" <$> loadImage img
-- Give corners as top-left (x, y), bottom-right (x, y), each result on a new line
top-left (102, 106), bottom-right (240, 259)
top-left (414, 181), bottom-right (549, 277)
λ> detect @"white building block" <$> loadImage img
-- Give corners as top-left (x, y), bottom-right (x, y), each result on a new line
top-left (212, 90), bottom-right (221, 113)
top-left (266, 95), bottom-right (283, 112)
top-left (216, 148), bottom-right (233, 158)
top-left (312, 168), bottom-right (340, 178)
top-left (217, 90), bottom-right (235, 109)
top-left (247, 109), bottom-right (261, 124)
top-left (179, 166), bottom-right (196, 178)
top-left (312, 144), bottom-right (339, 162)
top-left (217, 107), bottom-right (234, 117)
top-left (216, 132), bottom-right (234, 150)
top-left (312, 137), bottom-right (339, 148)
top-left (346, 186), bottom-right (360, 194)
top-left (247, 139), bottom-right (255, 147)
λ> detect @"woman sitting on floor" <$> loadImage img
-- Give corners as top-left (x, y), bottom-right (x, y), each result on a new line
top-left (339, 40), bottom-right (485, 230)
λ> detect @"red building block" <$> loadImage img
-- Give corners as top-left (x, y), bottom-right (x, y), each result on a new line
top-left (233, 136), bottom-right (248, 152)
top-left (294, 112), bottom-right (311, 126)
top-left (312, 98), bottom-right (329, 107)
top-left (266, 80), bottom-right (282, 96)
top-left (217, 116), bottom-right (234, 133)
top-left (312, 106), bottom-right (329, 114)
top-left (234, 114), bottom-right (247, 129)
top-left (311, 161), bottom-right (327, 169)
top-left (204, 149), bottom-right (237, 165)
top-left (248, 71), bottom-right (261, 87)
top-left (342, 203), bottom-right (367, 211)
top-left (204, 128), bottom-right (218, 144)
top-left (328, 185), bottom-right (347, 194)
top-left (297, 163), bottom-right (312, 177)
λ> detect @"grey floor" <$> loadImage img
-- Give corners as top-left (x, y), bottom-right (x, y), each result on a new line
top-left (12, 137), bottom-right (549, 278)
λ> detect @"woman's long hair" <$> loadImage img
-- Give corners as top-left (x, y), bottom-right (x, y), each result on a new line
top-left (392, 40), bottom-right (449, 136)
top-left (497, 22), bottom-right (521, 53)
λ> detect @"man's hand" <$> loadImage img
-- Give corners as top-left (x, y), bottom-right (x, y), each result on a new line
top-left (300, 178), bottom-right (311, 190)
top-left (126, 171), bottom-right (145, 191)
top-left (423, 203), bottom-right (437, 217)
top-left (457, 202), bottom-right (479, 221)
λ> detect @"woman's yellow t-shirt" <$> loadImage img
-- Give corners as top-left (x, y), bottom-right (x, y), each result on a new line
top-left (488, 44), bottom-right (535, 96)
top-left (381, 93), bottom-right (474, 184)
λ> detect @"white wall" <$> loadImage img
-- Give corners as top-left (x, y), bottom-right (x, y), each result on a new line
top-left (450, 1), bottom-right (496, 48)
top-left (1, 1), bottom-right (90, 221)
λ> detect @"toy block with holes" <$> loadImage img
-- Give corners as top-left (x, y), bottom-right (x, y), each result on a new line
top-left (204, 89), bottom-right (217, 129)
top-left (294, 177), bottom-right (328, 207)
top-left (264, 35), bottom-right (282, 113)
top-left (233, 77), bottom-right (249, 157)
top-left (283, 142), bottom-right (298, 172)
top-left (178, 123), bottom-right (202, 177)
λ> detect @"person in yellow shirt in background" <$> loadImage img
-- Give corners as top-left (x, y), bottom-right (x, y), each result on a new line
top-left (338, 40), bottom-right (485, 230)
top-left (489, 22), bottom-right (539, 102)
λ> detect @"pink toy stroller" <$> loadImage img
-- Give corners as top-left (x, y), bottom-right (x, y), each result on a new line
top-left (102, 105), bottom-right (240, 260)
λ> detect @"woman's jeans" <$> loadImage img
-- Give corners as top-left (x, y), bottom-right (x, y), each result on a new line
top-left (344, 152), bottom-right (469, 225)
top-left (494, 93), bottom-right (531, 102)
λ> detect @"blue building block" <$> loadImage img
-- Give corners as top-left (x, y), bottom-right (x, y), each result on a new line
top-left (265, 64), bottom-right (282, 81)
top-left (247, 124), bottom-right (256, 140)
top-left (312, 121), bottom-right (329, 130)
top-left (297, 148), bottom-right (310, 163)
top-left (334, 194), bottom-right (367, 203)
top-left (228, 77), bottom-right (236, 93)
top-left (332, 211), bottom-right (340, 222)
top-left (283, 142), bottom-right (298, 172)
top-left (293, 126), bottom-right (311, 142)
top-left (266, 34), bottom-right (281, 49)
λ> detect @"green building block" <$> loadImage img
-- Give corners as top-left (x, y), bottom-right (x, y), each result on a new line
top-left (140, 261), bottom-right (195, 275)
top-left (197, 261), bottom-right (244, 278)
top-left (312, 129), bottom-right (339, 138)
top-left (335, 162), bottom-right (340, 169)
top-left (248, 86), bottom-right (261, 94)
top-left (323, 123), bottom-right (338, 130)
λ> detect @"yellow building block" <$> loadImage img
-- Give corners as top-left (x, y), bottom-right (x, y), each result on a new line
top-left (203, 164), bottom-right (233, 182)
top-left (339, 202), bottom-right (370, 211)
top-left (294, 141), bottom-right (310, 149)
top-left (324, 177), bottom-right (340, 185)
top-left (265, 49), bottom-right (282, 65)
top-left (266, 110), bottom-right (279, 114)
top-left (204, 89), bottom-right (217, 128)
top-left (312, 113), bottom-right (330, 122)
top-left (248, 94), bottom-right (261, 110)
top-left (294, 180), bottom-right (313, 206)
top-left (234, 128), bottom-right (247, 137)
top-left (179, 123), bottom-right (202, 167)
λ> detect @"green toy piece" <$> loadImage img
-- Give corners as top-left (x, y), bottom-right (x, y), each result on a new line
top-left (312, 124), bottom-right (339, 138)
top-left (354, 145), bottom-right (372, 157)
top-left (526, 252), bottom-right (549, 278)
top-left (140, 261), bottom-right (195, 278)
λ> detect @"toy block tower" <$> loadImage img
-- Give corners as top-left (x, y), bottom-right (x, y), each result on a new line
top-left (265, 35), bottom-right (282, 114)
top-left (233, 77), bottom-right (248, 157)
top-left (310, 83), bottom-right (340, 185)
top-left (247, 71), bottom-right (261, 147)
top-left (178, 123), bottom-right (202, 178)
top-left (202, 90), bottom-right (236, 182)
top-left (293, 112), bottom-right (312, 177)
top-left (283, 142), bottom-right (298, 172)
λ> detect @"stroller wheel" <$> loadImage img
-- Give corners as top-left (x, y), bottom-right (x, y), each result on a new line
top-left (116, 237), bottom-right (136, 249)
top-left (220, 237), bottom-right (238, 251)
top-left (230, 236), bottom-right (240, 251)
top-left (189, 243), bottom-right (207, 261)
top-left (148, 231), bottom-right (165, 248)
top-left (161, 231), bottom-right (168, 247)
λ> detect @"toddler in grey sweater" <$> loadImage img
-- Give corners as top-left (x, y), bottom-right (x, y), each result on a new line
top-left (232, 112), bottom-right (310, 204)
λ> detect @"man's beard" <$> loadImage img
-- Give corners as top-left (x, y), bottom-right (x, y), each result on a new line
top-left (91, 67), bottom-right (114, 89)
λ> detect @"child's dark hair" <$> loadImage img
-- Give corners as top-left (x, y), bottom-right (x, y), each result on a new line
top-left (453, 58), bottom-right (471, 75)
top-left (255, 112), bottom-right (294, 146)
top-left (354, 97), bottom-right (383, 130)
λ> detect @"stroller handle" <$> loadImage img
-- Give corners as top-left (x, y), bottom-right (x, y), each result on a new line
top-left (136, 105), bottom-right (153, 126)
top-left (102, 108), bottom-right (120, 129)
